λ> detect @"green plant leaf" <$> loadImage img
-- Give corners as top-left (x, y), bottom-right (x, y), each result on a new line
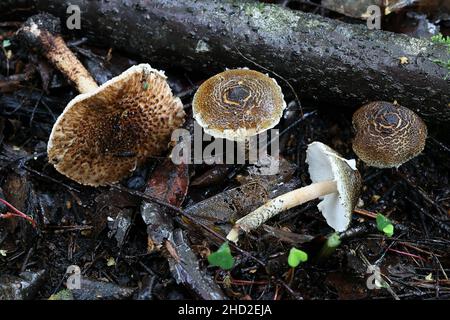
top-left (376, 213), bottom-right (394, 237)
top-left (207, 242), bottom-right (235, 270)
top-left (288, 247), bottom-right (308, 268)
top-left (382, 224), bottom-right (394, 237)
top-left (431, 33), bottom-right (450, 46)
top-left (2, 39), bottom-right (11, 48)
top-left (326, 232), bottom-right (341, 248)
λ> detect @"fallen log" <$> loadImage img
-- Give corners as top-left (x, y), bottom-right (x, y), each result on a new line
top-left (3, 0), bottom-right (450, 121)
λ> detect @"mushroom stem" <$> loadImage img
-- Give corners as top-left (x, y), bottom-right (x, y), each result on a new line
top-left (18, 14), bottom-right (98, 94)
top-left (41, 34), bottom-right (98, 93)
top-left (226, 180), bottom-right (337, 243)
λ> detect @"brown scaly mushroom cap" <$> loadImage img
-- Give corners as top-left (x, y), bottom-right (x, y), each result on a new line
top-left (352, 101), bottom-right (427, 168)
top-left (192, 68), bottom-right (286, 141)
top-left (48, 64), bottom-right (185, 186)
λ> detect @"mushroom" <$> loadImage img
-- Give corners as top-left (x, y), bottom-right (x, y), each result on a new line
top-left (47, 64), bottom-right (185, 186)
top-left (192, 68), bottom-right (286, 141)
top-left (352, 101), bottom-right (427, 168)
top-left (18, 14), bottom-right (185, 186)
top-left (226, 142), bottom-right (362, 243)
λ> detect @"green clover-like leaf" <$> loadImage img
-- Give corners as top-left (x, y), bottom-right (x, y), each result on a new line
top-left (376, 213), bottom-right (394, 237)
top-left (207, 242), bottom-right (235, 270)
top-left (287, 247), bottom-right (308, 268)
top-left (382, 224), bottom-right (394, 237)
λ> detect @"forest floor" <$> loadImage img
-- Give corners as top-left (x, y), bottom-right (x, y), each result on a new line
top-left (0, 0), bottom-right (449, 300)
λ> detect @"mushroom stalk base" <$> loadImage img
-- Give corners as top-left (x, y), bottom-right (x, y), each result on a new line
top-left (226, 180), bottom-right (338, 243)
top-left (43, 34), bottom-right (98, 93)
top-left (18, 14), bottom-right (98, 94)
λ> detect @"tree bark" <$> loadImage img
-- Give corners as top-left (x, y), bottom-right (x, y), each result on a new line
top-left (3, 0), bottom-right (450, 121)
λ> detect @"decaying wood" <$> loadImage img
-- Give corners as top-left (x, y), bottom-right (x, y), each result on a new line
top-left (2, 0), bottom-right (450, 121)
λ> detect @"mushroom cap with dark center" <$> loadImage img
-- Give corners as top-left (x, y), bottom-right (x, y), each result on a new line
top-left (306, 141), bottom-right (362, 232)
top-left (48, 64), bottom-right (185, 186)
top-left (352, 101), bottom-right (427, 168)
top-left (192, 68), bottom-right (286, 141)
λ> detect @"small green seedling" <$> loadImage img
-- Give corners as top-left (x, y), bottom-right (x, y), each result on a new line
top-left (376, 213), bottom-right (394, 237)
top-left (2, 39), bottom-right (11, 48)
top-left (1, 39), bottom-right (12, 61)
top-left (317, 232), bottom-right (342, 261)
top-left (326, 232), bottom-right (341, 248)
top-left (207, 242), bottom-right (235, 270)
top-left (142, 81), bottom-right (149, 90)
top-left (287, 247), bottom-right (308, 268)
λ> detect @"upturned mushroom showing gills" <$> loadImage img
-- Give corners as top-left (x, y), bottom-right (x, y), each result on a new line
top-left (227, 142), bottom-right (362, 243)
top-left (18, 14), bottom-right (185, 186)
top-left (352, 101), bottom-right (427, 168)
top-left (192, 68), bottom-right (286, 141)
top-left (47, 64), bottom-right (185, 186)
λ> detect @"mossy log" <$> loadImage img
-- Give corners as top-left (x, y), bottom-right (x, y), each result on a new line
top-left (2, 0), bottom-right (450, 121)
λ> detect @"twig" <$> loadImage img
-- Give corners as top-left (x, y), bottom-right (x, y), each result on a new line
top-left (23, 165), bottom-right (81, 193)
top-left (354, 208), bottom-right (377, 219)
top-left (400, 242), bottom-right (441, 258)
top-left (276, 279), bottom-right (302, 300)
top-left (387, 248), bottom-right (427, 262)
top-left (0, 21), bottom-right (22, 27)
top-left (406, 196), bottom-right (450, 234)
top-left (216, 278), bottom-right (269, 286)
top-left (29, 90), bottom-right (44, 127)
top-left (20, 245), bottom-right (35, 272)
top-left (110, 184), bottom-right (266, 267)
top-left (429, 136), bottom-right (450, 154)
top-left (375, 232), bottom-right (406, 266)
top-left (397, 171), bottom-right (448, 217)
top-left (43, 225), bottom-right (93, 232)
top-left (0, 197), bottom-right (36, 227)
